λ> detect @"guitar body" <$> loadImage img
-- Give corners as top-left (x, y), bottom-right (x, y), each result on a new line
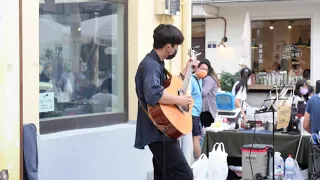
top-left (147, 75), bottom-right (194, 140)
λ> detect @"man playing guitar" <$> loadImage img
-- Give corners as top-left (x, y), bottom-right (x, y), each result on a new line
top-left (134, 24), bottom-right (196, 180)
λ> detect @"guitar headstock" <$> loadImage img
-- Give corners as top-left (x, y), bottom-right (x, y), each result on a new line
top-left (188, 46), bottom-right (201, 61)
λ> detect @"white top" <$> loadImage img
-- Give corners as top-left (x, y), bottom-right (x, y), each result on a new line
top-left (232, 81), bottom-right (247, 110)
top-left (292, 95), bottom-right (305, 106)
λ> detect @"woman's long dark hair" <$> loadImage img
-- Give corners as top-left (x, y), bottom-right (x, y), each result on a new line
top-left (198, 58), bottom-right (220, 87)
top-left (235, 67), bottom-right (252, 95)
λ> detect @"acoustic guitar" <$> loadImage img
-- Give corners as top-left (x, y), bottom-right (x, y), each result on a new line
top-left (147, 47), bottom-right (201, 140)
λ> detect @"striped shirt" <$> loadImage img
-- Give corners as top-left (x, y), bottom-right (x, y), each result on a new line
top-left (134, 49), bottom-right (172, 150)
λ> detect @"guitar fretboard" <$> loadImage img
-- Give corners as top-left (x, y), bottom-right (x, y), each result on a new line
top-left (181, 63), bottom-right (194, 93)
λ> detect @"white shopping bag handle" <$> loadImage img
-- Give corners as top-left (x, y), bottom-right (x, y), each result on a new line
top-left (199, 154), bottom-right (207, 160)
top-left (212, 142), bottom-right (220, 152)
top-left (218, 143), bottom-right (226, 152)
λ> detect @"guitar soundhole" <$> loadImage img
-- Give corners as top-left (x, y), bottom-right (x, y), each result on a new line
top-left (182, 105), bottom-right (189, 112)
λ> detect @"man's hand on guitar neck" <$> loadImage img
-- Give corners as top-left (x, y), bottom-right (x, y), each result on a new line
top-left (180, 58), bottom-right (200, 77)
top-left (158, 93), bottom-right (192, 107)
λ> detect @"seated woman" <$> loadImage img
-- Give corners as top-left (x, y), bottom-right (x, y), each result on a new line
top-left (90, 78), bottom-right (118, 113)
top-left (293, 79), bottom-right (309, 105)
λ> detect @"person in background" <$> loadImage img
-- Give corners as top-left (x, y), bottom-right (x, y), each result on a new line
top-left (40, 62), bottom-right (52, 83)
top-left (231, 67), bottom-right (252, 123)
top-left (90, 78), bottom-right (118, 113)
top-left (40, 62), bottom-right (53, 93)
top-left (292, 79), bottom-right (309, 105)
top-left (288, 62), bottom-right (304, 77)
top-left (191, 62), bottom-right (206, 159)
top-left (303, 93), bottom-right (320, 134)
top-left (303, 69), bottom-right (310, 80)
top-left (199, 59), bottom-right (220, 128)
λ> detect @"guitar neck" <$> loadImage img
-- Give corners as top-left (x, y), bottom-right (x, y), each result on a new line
top-left (181, 60), bottom-right (195, 93)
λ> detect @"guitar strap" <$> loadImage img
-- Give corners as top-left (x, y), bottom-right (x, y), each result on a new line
top-left (164, 68), bottom-right (172, 79)
top-left (192, 75), bottom-right (201, 91)
top-left (138, 101), bottom-right (169, 133)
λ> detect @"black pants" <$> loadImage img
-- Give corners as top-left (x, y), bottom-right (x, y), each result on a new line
top-left (148, 141), bottom-right (193, 180)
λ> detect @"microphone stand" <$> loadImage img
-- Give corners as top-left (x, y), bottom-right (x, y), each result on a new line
top-left (255, 85), bottom-right (279, 180)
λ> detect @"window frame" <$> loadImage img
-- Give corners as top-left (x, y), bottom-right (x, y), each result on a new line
top-left (39, 0), bottom-right (129, 134)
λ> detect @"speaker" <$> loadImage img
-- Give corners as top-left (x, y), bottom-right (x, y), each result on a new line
top-left (316, 80), bottom-right (320, 94)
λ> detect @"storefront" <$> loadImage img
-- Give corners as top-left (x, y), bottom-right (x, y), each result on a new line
top-left (0, 0), bottom-right (193, 179)
top-left (193, 0), bottom-right (320, 87)
top-left (38, 0), bottom-right (128, 134)
top-left (192, 0), bottom-right (320, 107)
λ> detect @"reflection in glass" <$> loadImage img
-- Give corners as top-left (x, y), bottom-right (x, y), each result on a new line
top-left (251, 19), bottom-right (311, 86)
top-left (39, 1), bottom-right (124, 119)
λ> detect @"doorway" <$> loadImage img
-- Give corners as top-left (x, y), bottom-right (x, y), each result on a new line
top-left (192, 19), bottom-right (206, 60)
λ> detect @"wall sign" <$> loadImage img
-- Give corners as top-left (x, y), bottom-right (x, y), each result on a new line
top-left (207, 41), bottom-right (216, 48)
top-left (282, 45), bottom-right (302, 60)
top-left (258, 43), bottom-right (263, 64)
top-left (39, 92), bottom-right (54, 113)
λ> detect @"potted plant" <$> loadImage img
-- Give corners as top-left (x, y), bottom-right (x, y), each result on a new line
top-left (220, 71), bottom-right (237, 92)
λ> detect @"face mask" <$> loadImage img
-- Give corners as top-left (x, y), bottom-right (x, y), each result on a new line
top-left (300, 87), bottom-right (309, 95)
top-left (167, 48), bottom-right (178, 60)
top-left (196, 70), bottom-right (207, 79)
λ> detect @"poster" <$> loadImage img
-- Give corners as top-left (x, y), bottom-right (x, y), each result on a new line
top-left (39, 92), bottom-right (54, 112)
top-left (276, 105), bottom-right (291, 129)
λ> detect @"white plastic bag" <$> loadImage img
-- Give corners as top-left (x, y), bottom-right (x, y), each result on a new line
top-left (191, 154), bottom-right (209, 180)
top-left (208, 142), bottom-right (228, 180)
top-left (294, 160), bottom-right (306, 180)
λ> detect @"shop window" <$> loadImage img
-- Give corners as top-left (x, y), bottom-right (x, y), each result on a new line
top-left (251, 19), bottom-right (311, 87)
top-left (39, 0), bottom-right (128, 133)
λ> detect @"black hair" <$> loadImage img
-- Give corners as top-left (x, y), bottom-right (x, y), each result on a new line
top-left (303, 69), bottom-right (310, 80)
top-left (100, 78), bottom-right (112, 93)
top-left (153, 24), bottom-right (184, 49)
top-left (292, 64), bottom-right (300, 69)
top-left (303, 85), bottom-right (314, 102)
top-left (309, 85), bottom-right (314, 94)
top-left (294, 79), bottom-right (308, 97)
top-left (235, 67), bottom-right (252, 95)
top-left (198, 58), bottom-right (220, 87)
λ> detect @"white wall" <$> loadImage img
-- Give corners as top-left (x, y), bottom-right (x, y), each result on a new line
top-left (39, 123), bottom-right (153, 180)
top-left (202, 2), bottom-right (320, 85)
